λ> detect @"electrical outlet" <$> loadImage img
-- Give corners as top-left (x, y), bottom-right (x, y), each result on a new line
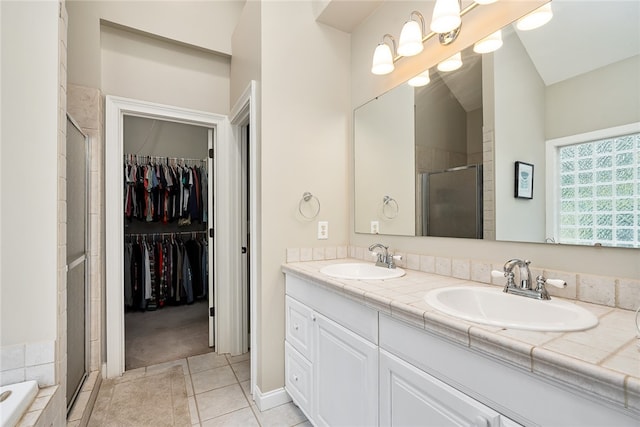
top-left (318, 221), bottom-right (329, 239)
top-left (371, 221), bottom-right (379, 234)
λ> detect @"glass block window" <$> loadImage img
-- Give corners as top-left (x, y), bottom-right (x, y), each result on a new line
top-left (557, 132), bottom-right (639, 248)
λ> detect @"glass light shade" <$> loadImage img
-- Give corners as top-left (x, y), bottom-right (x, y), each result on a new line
top-left (408, 70), bottom-right (431, 87)
top-left (473, 30), bottom-right (503, 54)
top-left (516, 3), bottom-right (553, 31)
top-left (398, 20), bottom-right (424, 57)
top-left (371, 42), bottom-right (395, 75)
top-left (437, 52), bottom-right (462, 72)
top-left (475, 0), bottom-right (498, 5)
top-left (430, 0), bottom-right (461, 33)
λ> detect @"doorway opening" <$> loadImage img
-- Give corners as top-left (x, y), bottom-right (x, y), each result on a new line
top-left (122, 116), bottom-right (214, 370)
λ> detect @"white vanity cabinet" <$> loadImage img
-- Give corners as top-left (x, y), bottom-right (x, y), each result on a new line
top-left (380, 349), bottom-right (504, 427)
top-left (285, 275), bottom-right (378, 426)
top-left (284, 271), bottom-right (639, 426)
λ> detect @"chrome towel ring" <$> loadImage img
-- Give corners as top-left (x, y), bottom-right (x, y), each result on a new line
top-left (299, 192), bottom-right (320, 219)
top-left (382, 195), bottom-right (399, 219)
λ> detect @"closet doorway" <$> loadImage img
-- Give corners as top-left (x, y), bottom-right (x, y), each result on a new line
top-left (123, 116), bottom-right (213, 369)
top-left (105, 96), bottom-right (233, 378)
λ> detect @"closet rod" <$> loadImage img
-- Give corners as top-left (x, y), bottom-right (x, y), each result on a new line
top-left (123, 154), bottom-right (206, 165)
top-left (125, 230), bottom-right (207, 237)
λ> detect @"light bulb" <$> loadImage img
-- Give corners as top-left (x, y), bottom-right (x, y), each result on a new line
top-left (516, 3), bottom-right (553, 31)
top-left (437, 52), bottom-right (462, 72)
top-left (408, 70), bottom-right (431, 87)
top-left (398, 20), bottom-right (424, 57)
top-left (430, 0), bottom-right (461, 34)
top-left (473, 30), bottom-right (503, 54)
top-left (371, 42), bottom-right (394, 75)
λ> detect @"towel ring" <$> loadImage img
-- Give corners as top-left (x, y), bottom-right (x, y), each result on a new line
top-left (382, 195), bottom-right (399, 219)
top-left (299, 192), bottom-right (320, 219)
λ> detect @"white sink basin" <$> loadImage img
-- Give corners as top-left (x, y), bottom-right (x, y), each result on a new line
top-left (320, 263), bottom-right (405, 280)
top-left (424, 286), bottom-right (598, 332)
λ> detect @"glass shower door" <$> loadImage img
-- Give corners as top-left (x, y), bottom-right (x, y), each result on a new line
top-left (66, 115), bottom-right (89, 410)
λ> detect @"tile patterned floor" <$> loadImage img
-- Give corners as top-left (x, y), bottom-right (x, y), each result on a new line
top-left (89, 352), bottom-right (310, 426)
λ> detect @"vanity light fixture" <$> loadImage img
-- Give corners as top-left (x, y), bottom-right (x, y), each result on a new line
top-left (437, 52), bottom-right (463, 72)
top-left (516, 2), bottom-right (553, 31)
top-left (371, 34), bottom-right (396, 75)
top-left (473, 30), bottom-right (503, 53)
top-left (398, 11), bottom-right (426, 57)
top-left (430, 0), bottom-right (462, 34)
top-left (474, 0), bottom-right (498, 5)
top-left (408, 70), bottom-right (431, 87)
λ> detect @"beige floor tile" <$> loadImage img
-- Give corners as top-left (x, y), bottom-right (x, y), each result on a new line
top-left (254, 402), bottom-right (307, 427)
top-left (188, 396), bottom-right (199, 425)
top-left (188, 352), bottom-right (229, 374)
top-left (191, 365), bottom-right (238, 394)
top-left (240, 379), bottom-right (252, 399)
top-left (200, 407), bottom-right (259, 427)
top-left (196, 383), bottom-right (249, 422)
top-left (225, 352), bottom-right (250, 364)
top-left (230, 360), bottom-right (250, 382)
top-left (146, 358), bottom-right (189, 376)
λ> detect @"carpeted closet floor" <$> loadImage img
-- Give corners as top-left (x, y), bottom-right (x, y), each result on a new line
top-left (125, 299), bottom-right (212, 370)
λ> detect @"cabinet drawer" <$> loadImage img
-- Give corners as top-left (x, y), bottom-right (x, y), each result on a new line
top-left (286, 296), bottom-right (314, 359)
top-left (285, 341), bottom-right (312, 417)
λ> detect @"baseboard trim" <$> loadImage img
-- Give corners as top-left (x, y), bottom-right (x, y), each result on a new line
top-left (254, 385), bottom-right (292, 412)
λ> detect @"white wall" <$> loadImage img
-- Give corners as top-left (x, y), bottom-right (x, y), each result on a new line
top-left (0, 0), bottom-right (59, 346)
top-left (67, 0), bottom-right (244, 89)
top-left (354, 84), bottom-right (415, 236)
top-left (101, 24), bottom-right (231, 114)
top-left (546, 54), bottom-right (640, 140)
top-left (493, 29), bottom-right (546, 243)
top-left (234, 0), bottom-right (351, 393)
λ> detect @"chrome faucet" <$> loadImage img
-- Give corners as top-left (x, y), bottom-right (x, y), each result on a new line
top-left (493, 258), bottom-right (566, 300)
top-left (368, 243), bottom-right (399, 269)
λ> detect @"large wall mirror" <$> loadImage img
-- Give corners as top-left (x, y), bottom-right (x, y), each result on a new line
top-left (354, 0), bottom-right (640, 249)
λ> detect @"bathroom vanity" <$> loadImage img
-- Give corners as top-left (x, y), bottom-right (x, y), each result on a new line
top-left (283, 260), bottom-right (639, 426)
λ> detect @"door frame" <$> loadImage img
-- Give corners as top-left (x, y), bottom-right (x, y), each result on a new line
top-left (229, 81), bottom-right (258, 397)
top-left (104, 96), bottom-right (229, 378)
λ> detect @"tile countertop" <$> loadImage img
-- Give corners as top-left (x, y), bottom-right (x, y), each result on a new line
top-left (282, 259), bottom-right (640, 416)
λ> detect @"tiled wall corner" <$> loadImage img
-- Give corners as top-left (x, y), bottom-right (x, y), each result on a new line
top-left (578, 274), bottom-right (616, 307)
top-left (617, 278), bottom-right (640, 311)
top-left (331, 245), bottom-right (637, 311)
top-left (451, 258), bottom-right (471, 280)
top-left (285, 246), bottom-right (348, 263)
top-left (0, 341), bottom-right (57, 387)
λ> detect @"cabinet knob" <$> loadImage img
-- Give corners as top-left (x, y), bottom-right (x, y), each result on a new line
top-left (312, 315), bottom-right (316, 322)
top-left (293, 375), bottom-right (299, 382)
top-left (294, 324), bottom-right (299, 330)
top-left (473, 416), bottom-right (489, 427)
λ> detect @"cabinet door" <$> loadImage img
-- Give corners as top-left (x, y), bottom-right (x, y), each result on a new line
top-left (380, 349), bottom-right (501, 427)
top-left (314, 313), bottom-right (378, 427)
top-left (285, 342), bottom-right (313, 418)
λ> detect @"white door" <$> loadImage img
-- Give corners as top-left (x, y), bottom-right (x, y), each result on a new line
top-left (208, 128), bottom-right (216, 348)
top-left (314, 313), bottom-right (378, 427)
top-left (380, 349), bottom-right (501, 427)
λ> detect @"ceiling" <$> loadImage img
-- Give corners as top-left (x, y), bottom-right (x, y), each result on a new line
top-left (437, 0), bottom-right (640, 112)
top-left (516, 0), bottom-right (640, 86)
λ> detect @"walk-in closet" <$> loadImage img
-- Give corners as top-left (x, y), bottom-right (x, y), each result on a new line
top-left (123, 116), bottom-right (214, 370)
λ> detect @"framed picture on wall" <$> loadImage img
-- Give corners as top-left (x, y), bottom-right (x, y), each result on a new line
top-left (515, 161), bottom-right (534, 199)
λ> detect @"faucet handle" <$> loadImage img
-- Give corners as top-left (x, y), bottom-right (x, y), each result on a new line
top-left (491, 270), bottom-right (506, 279)
top-left (537, 275), bottom-right (567, 289)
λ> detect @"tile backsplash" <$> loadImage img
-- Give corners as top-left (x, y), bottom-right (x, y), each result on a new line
top-left (285, 245), bottom-right (640, 312)
top-left (0, 340), bottom-right (56, 387)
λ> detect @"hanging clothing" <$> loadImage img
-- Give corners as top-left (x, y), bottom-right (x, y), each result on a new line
top-left (123, 234), bottom-right (209, 311)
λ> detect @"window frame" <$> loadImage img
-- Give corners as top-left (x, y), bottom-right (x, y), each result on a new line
top-left (545, 122), bottom-right (640, 247)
